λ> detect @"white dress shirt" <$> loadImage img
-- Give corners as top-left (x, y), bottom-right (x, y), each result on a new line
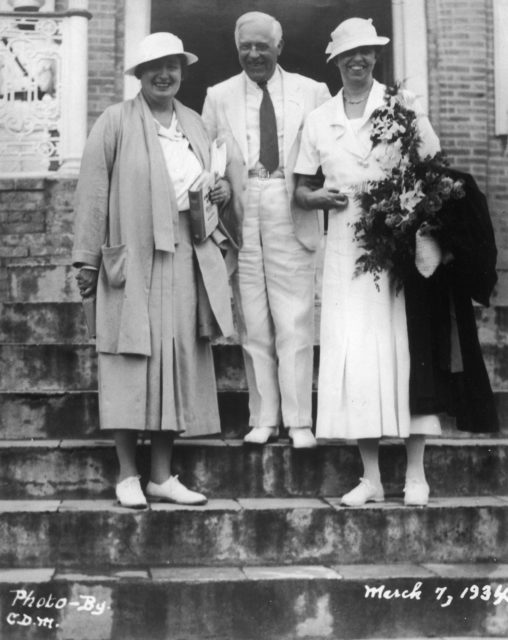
top-left (156, 113), bottom-right (203, 211)
top-left (245, 67), bottom-right (284, 171)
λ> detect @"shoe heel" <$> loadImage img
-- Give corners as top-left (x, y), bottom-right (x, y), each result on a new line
top-left (116, 500), bottom-right (148, 510)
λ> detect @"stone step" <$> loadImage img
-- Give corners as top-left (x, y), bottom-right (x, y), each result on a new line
top-left (4, 258), bottom-right (508, 305)
top-left (0, 344), bottom-right (250, 392)
top-left (0, 298), bottom-right (506, 347)
top-left (0, 301), bottom-right (242, 345)
top-left (1, 341), bottom-right (506, 397)
top-left (0, 390), bottom-right (248, 439)
top-left (1, 496), bottom-right (507, 568)
top-left (0, 344), bottom-right (98, 392)
top-left (0, 389), bottom-right (507, 440)
top-left (0, 302), bottom-right (90, 344)
top-left (0, 438), bottom-right (506, 500)
top-left (0, 565), bottom-right (507, 639)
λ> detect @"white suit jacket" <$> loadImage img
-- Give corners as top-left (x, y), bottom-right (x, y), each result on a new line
top-left (202, 68), bottom-right (331, 250)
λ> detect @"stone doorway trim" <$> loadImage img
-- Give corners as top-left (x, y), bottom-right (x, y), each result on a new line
top-left (123, 0), bottom-right (429, 112)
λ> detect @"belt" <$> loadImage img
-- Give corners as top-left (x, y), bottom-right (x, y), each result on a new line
top-left (248, 167), bottom-right (285, 180)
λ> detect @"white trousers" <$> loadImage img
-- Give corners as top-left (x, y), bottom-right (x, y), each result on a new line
top-left (236, 177), bottom-right (316, 428)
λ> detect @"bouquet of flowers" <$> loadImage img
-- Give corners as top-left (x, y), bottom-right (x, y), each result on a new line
top-left (352, 85), bottom-right (465, 289)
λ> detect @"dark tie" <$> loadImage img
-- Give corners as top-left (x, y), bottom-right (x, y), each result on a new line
top-left (258, 81), bottom-right (279, 173)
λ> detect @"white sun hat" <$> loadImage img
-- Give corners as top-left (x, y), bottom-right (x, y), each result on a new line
top-left (325, 18), bottom-right (389, 62)
top-left (124, 32), bottom-right (198, 76)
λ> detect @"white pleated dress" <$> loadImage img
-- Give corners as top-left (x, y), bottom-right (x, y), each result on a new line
top-left (295, 82), bottom-right (442, 440)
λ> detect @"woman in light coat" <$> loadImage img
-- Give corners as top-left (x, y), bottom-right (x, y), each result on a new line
top-left (73, 33), bottom-right (234, 508)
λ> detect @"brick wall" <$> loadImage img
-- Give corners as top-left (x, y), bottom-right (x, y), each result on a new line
top-left (427, 0), bottom-right (508, 283)
top-left (86, 0), bottom-right (125, 131)
top-left (0, 179), bottom-right (77, 301)
top-left (0, 179), bottom-right (76, 260)
top-left (2, 1), bottom-right (506, 297)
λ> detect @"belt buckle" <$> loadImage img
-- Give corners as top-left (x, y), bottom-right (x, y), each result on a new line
top-left (258, 167), bottom-right (270, 180)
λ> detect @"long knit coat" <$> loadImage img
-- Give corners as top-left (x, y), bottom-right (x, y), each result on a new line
top-left (72, 94), bottom-right (234, 435)
top-left (72, 94), bottom-right (234, 355)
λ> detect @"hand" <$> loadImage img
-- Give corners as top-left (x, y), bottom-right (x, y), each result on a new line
top-left (310, 188), bottom-right (349, 210)
top-left (76, 268), bottom-right (98, 298)
top-left (209, 178), bottom-right (231, 206)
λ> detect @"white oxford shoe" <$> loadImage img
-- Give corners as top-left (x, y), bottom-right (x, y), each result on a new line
top-left (243, 426), bottom-right (279, 445)
top-left (341, 477), bottom-right (385, 507)
top-left (146, 475), bottom-right (207, 505)
top-left (288, 427), bottom-right (317, 449)
top-left (404, 479), bottom-right (430, 506)
top-left (115, 475), bottom-right (148, 509)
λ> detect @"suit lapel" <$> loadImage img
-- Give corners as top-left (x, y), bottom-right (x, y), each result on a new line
top-left (282, 70), bottom-right (304, 164)
top-left (224, 74), bottom-right (248, 163)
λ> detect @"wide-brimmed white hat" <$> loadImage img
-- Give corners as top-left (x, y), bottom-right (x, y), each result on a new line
top-left (325, 18), bottom-right (389, 62)
top-left (124, 32), bottom-right (198, 76)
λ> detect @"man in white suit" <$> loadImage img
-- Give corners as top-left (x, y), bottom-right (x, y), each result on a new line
top-left (202, 12), bottom-right (330, 447)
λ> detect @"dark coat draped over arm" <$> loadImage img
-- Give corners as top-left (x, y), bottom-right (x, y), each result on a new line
top-left (404, 170), bottom-right (499, 433)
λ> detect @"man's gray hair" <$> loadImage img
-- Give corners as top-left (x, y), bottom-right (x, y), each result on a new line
top-left (234, 12), bottom-right (283, 48)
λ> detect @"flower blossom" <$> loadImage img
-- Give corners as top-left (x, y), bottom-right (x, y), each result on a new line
top-left (424, 193), bottom-right (443, 215)
top-left (399, 182), bottom-right (425, 213)
top-left (385, 214), bottom-right (400, 228)
top-left (437, 176), bottom-right (454, 198)
top-left (451, 180), bottom-right (465, 199)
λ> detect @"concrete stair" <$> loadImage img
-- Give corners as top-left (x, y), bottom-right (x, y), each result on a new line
top-left (2, 262), bottom-right (508, 638)
top-left (0, 438), bottom-right (506, 500)
top-left (1, 496), bottom-right (508, 569)
top-left (2, 566), bottom-right (507, 639)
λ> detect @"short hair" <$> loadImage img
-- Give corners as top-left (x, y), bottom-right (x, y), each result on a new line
top-left (234, 12), bottom-right (283, 49)
top-left (134, 54), bottom-right (188, 80)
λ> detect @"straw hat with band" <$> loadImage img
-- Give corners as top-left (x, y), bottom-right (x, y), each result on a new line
top-left (325, 18), bottom-right (389, 62)
top-left (124, 32), bottom-right (198, 77)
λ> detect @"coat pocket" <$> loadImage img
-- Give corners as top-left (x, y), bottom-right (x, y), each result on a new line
top-left (101, 244), bottom-right (127, 288)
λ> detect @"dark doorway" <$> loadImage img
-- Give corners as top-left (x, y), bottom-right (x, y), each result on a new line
top-left (151, 0), bottom-right (393, 112)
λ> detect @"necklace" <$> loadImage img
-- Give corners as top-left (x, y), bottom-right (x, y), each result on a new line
top-left (343, 85), bottom-right (372, 105)
top-left (344, 95), bottom-right (369, 105)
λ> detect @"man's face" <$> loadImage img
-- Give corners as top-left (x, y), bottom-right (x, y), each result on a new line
top-left (237, 22), bottom-right (282, 83)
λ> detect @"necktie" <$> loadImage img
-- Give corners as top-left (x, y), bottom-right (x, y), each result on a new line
top-left (258, 81), bottom-right (279, 173)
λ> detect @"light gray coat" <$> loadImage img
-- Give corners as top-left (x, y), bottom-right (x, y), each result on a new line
top-left (73, 94), bottom-right (234, 356)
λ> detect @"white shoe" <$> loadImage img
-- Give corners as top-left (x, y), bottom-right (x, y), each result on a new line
top-left (289, 427), bottom-right (317, 449)
top-left (115, 476), bottom-right (148, 509)
top-left (243, 426), bottom-right (278, 445)
top-left (404, 479), bottom-right (429, 506)
top-left (146, 475), bottom-right (207, 505)
top-left (341, 478), bottom-right (384, 507)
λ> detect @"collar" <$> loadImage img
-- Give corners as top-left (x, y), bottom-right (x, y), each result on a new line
top-left (154, 112), bottom-right (185, 141)
top-left (328, 79), bottom-right (387, 127)
top-left (243, 65), bottom-right (282, 92)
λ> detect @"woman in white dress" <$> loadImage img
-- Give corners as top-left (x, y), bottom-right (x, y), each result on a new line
top-left (294, 18), bottom-right (441, 507)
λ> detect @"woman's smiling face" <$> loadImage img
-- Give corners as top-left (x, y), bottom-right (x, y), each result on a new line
top-left (335, 46), bottom-right (377, 84)
top-left (139, 55), bottom-right (182, 104)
